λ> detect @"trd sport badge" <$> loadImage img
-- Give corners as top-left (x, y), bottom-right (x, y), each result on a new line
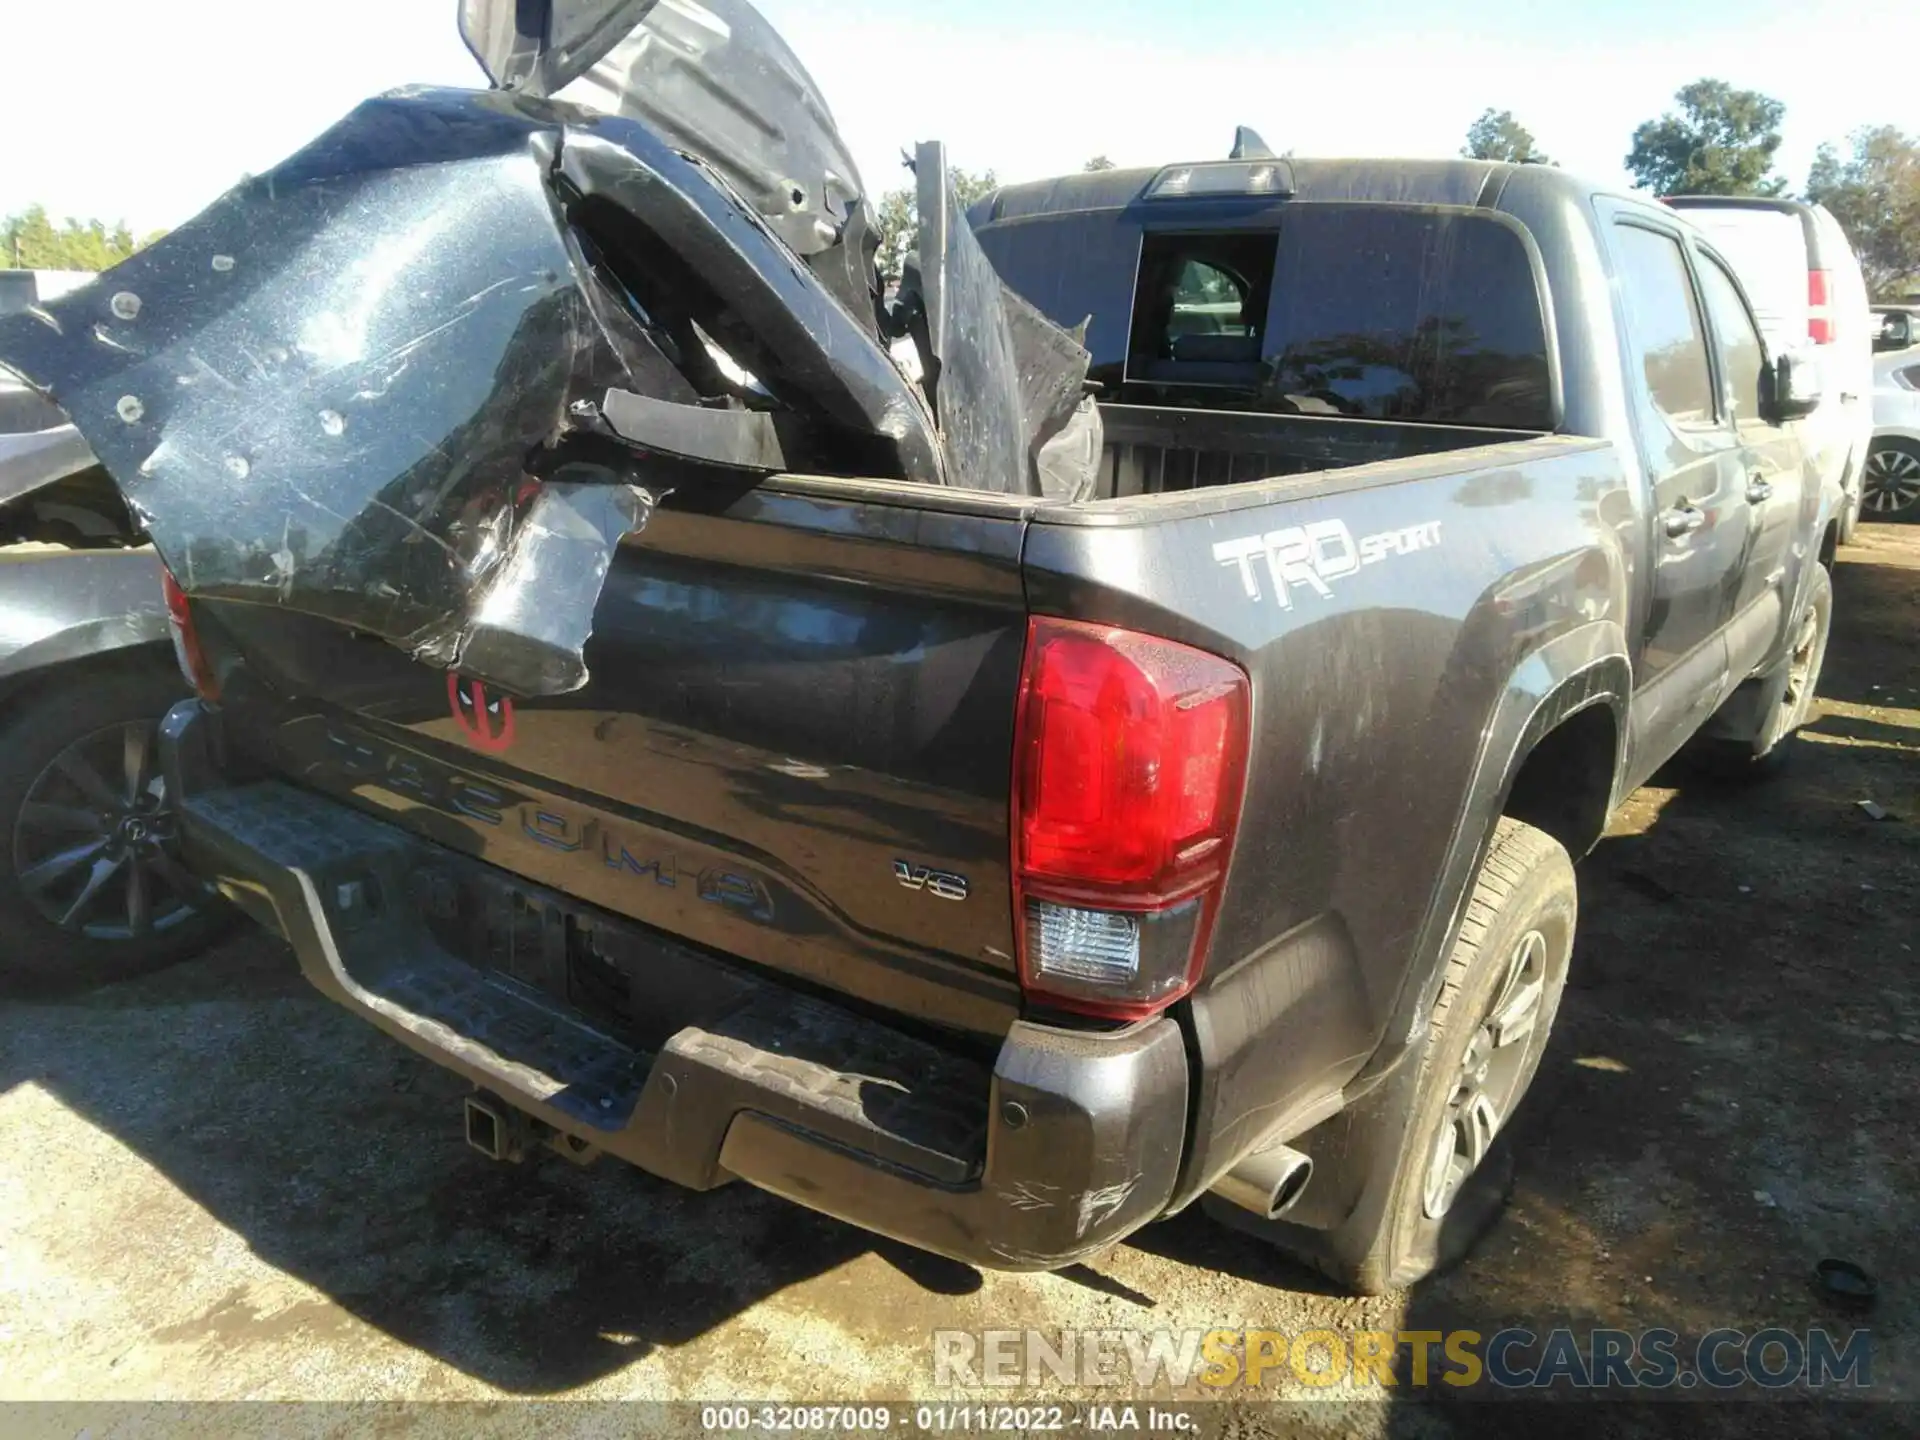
top-left (448, 673), bottom-right (515, 753)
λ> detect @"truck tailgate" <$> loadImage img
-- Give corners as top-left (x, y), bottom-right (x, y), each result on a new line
top-left (198, 482), bottom-right (1031, 1039)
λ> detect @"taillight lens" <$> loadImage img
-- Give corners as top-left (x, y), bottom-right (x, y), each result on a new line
top-left (1808, 270), bottom-right (1835, 345)
top-left (161, 568), bottom-right (220, 701)
top-left (1011, 618), bottom-right (1249, 1018)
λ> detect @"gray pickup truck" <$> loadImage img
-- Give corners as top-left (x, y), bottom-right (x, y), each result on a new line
top-left (0, 6), bottom-right (1837, 1293)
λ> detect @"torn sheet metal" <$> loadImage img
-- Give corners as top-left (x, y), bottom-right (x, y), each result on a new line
top-left (899, 143), bottom-right (1098, 498)
top-left (458, 0), bottom-right (657, 98)
top-left (0, 0), bottom-right (1101, 694)
top-left (0, 90), bottom-right (670, 698)
top-left (557, 0), bottom-right (868, 262)
top-left (1036, 396), bottom-right (1104, 504)
top-left (600, 389), bottom-right (787, 471)
top-left (448, 476), bottom-right (656, 694)
top-left (558, 122), bottom-right (944, 483)
top-left (467, 0), bottom-right (880, 324)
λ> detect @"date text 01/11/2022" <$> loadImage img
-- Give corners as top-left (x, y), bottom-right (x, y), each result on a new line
top-left (697, 1405), bottom-right (1197, 1432)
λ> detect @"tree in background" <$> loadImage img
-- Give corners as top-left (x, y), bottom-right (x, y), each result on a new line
top-left (1084, 156), bottom-right (1116, 172)
top-left (874, 166), bottom-right (999, 283)
top-left (1462, 109), bottom-right (1550, 165)
top-left (1625, 79), bottom-right (1786, 196)
top-left (3, 206), bottom-right (159, 270)
top-left (1806, 127), bottom-right (1920, 299)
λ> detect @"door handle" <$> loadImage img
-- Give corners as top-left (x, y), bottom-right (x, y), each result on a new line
top-left (1746, 475), bottom-right (1773, 504)
top-left (1665, 505), bottom-right (1705, 538)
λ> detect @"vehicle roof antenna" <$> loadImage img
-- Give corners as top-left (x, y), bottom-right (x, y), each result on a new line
top-left (1229, 126), bottom-right (1276, 160)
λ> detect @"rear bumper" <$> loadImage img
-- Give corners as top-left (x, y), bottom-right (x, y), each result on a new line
top-left (160, 700), bottom-right (1188, 1270)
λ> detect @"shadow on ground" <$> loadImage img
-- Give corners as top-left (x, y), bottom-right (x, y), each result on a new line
top-left (0, 929), bottom-right (1003, 1392)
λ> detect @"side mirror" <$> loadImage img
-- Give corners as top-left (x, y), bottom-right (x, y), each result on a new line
top-left (1874, 312), bottom-right (1914, 352)
top-left (1760, 350), bottom-right (1821, 423)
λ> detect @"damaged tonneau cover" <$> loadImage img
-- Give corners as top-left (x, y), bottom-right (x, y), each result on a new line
top-left (0, 0), bottom-right (1095, 697)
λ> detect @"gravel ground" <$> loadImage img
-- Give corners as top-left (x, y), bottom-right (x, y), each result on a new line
top-left (2, 525), bottom-right (1916, 1438)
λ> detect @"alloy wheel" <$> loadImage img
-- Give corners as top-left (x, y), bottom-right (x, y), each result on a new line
top-left (1863, 446), bottom-right (1920, 515)
top-left (1778, 600), bottom-right (1823, 732)
top-left (1422, 928), bottom-right (1549, 1220)
top-left (11, 720), bottom-right (208, 941)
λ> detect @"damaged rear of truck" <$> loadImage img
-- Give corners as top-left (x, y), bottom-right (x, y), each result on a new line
top-left (0, 1), bottom-right (1830, 1291)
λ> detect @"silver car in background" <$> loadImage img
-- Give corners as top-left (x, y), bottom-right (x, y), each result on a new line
top-left (1, 272), bottom-right (229, 991)
top-left (1868, 313), bottom-right (1920, 518)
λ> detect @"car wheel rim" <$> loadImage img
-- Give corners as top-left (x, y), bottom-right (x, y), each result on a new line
top-left (11, 720), bottom-right (207, 941)
top-left (1863, 448), bottom-right (1920, 513)
top-left (1778, 599), bottom-right (1824, 729)
top-left (1422, 928), bottom-right (1548, 1220)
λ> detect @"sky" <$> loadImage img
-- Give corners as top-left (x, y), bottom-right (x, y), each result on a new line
top-left (2, 0), bottom-right (1913, 236)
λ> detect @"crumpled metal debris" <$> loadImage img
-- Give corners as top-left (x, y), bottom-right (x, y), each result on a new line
top-left (0, 0), bottom-right (1097, 698)
top-left (0, 90), bottom-right (665, 699)
top-left (895, 141), bottom-right (1104, 499)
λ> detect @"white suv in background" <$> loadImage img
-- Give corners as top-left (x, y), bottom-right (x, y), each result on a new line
top-left (1666, 197), bottom-right (1875, 542)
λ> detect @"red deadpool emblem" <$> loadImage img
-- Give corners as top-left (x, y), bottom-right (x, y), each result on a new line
top-left (448, 673), bottom-right (515, 753)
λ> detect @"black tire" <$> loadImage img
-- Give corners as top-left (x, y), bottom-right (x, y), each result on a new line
top-left (0, 661), bottom-right (231, 994)
top-left (1863, 438), bottom-right (1920, 521)
top-left (1751, 562), bottom-right (1832, 768)
top-left (1706, 562), bottom-right (1833, 781)
top-left (1238, 818), bottom-right (1575, 1294)
top-left (1837, 476), bottom-right (1862, 547)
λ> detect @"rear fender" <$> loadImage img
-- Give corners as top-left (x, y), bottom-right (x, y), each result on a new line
top-left (1357, 620), bottom-right (1630, 1091)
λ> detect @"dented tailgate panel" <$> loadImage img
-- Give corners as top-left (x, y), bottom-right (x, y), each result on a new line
top-left (199, 484), bottom-right (1031, 1037)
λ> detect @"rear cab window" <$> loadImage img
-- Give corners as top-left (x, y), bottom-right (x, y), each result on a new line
top-left (1118, 208), bottom-right (1555, 430)
top-left (1129, 233), bottom-right (1275, 385)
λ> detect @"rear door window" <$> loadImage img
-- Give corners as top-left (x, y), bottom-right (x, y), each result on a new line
top-left (1261, 207), bottom-right (1553, 428)
top-left (1611, 223), bottom-right (1718, 428)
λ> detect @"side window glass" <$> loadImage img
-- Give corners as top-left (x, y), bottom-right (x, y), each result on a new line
top-left (1695, 255), bottom-right (1766, 421)
top-left (1611, 223), bottom-right (1717, 428)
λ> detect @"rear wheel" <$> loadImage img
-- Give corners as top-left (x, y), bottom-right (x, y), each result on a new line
top-left (1748, 562), bottom-right (1832, 770)
top-left (1863, 439), bottom-right (1920, 520)
top-left (0, 664), bottom-right (230, 993)
top-left (1234, 818), bottom-right (1575, 1293)
top-left (1837, 470), bottom-right (1862, 546)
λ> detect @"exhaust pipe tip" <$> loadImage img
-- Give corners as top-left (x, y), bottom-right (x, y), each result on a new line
top-left (1210, 1142), bottom-right (1314, 1221)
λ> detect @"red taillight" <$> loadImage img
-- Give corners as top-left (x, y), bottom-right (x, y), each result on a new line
top-left (1808, 270), bottom-right (1835, 344)
top-left (161, 568), bottom-right (220, 700)
top-left (1011, 617), bottom-right (1249, 1018)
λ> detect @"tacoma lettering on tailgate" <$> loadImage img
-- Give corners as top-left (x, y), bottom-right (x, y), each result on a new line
top-left (1212, 519), bottom-right (1443, 608)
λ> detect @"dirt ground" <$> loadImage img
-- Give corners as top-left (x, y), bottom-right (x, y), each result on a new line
top-left (2, 526), bottom-right (1916, 1437)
